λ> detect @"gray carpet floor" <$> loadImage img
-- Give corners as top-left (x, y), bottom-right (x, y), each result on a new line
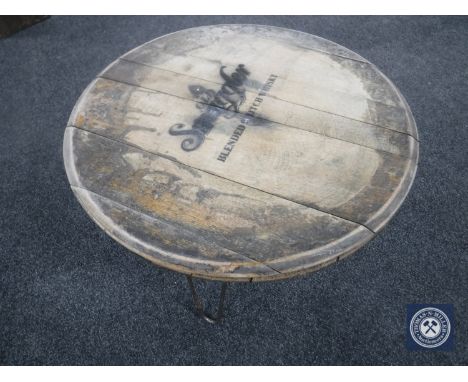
top-left (0, 16), bottom-right (467, 365)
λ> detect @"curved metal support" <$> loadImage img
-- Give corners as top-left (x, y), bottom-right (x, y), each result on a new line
top-left (186, 275), bottom-right (228, 324)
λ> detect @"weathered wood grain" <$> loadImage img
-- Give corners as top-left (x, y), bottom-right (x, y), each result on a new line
top-left (63, 25), bottom-right (419, 281)
top-left (65, 126), bottom-right (373, 280)
top-left (68, 78), bottom-right (417, 230)
top-left (117, 25), bottom-right (417, 139)
top-left (122, 48), bottom-right (403, 109)
top-left (102, 58), bottom-right (412, 138)
top-left (128, 24), bottom-right (369, 63)
top-left (71, 187), bottom-right (280, 280)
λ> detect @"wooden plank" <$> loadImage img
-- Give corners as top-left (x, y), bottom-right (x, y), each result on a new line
top-left (71, 187), bottom-right (280, 281)
top-left (69, 78), bottom-right (417, 230)
top-left (102, 60), bottom-right (415, 157)
top-left (118, 24), bottom-right (417, 139)
top-left (101, 60), bottom-right (414, 137)
top-left (65, 126), bottom-right (373, 280)
top-left (84, 70), bottom-right (414, 158)
top-left (122, 47), bottom-right (403, 109)
top-left (132, 24), bottom-right (369, 63)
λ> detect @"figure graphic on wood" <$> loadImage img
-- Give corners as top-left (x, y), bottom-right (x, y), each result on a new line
top-left (169, 64), bottom-right (250, 151)
top-left (217, 64), bottom-right (250, 111)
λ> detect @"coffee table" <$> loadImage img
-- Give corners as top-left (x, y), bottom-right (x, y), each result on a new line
top-left (63, 24), bottom-right (419, 323)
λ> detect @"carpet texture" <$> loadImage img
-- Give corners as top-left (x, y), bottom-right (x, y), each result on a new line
top-left (0, 16), bottom-right (466, 365)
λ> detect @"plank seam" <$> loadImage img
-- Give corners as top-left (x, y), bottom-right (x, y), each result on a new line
top-left (98, 72), bottom-right (418, 158)
top-left (68, 124), bottom-right (376, 234)
top-left (116, 57), bottom-right (416, 140)
top-left (68, 162), bottom-right (369, 276)
top-left (119, 56), bottom-right (397, 110)
top-left (70, 184), bottom-right (281, 275)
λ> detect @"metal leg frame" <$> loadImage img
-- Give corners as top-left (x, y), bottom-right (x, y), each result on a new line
top-left (186, 275), bottom-right (228, 324)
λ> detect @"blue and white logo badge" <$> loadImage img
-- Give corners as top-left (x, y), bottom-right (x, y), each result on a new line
top-left (407, 304), bottom-right (454, 350)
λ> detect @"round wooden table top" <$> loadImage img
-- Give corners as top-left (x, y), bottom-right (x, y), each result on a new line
top-left (64, 24), bottom-right (419, 282)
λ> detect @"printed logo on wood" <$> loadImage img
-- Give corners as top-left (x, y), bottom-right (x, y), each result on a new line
top-left (168, 64), bottom-right (250, 151)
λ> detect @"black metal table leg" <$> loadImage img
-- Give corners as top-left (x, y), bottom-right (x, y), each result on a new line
top-left (186, 275), bottom-right (228, 324)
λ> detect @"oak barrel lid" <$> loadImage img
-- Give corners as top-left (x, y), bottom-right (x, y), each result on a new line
top-left (63, 24), bottom-right (419, 281)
